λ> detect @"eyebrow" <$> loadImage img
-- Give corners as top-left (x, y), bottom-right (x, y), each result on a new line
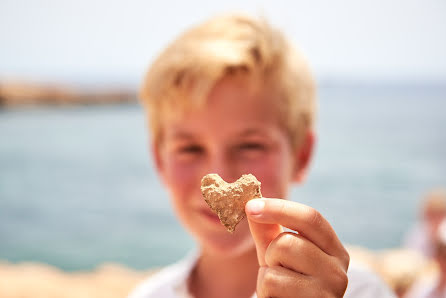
top-left (237, 128), bottom-right (269, 138)
top-left (169, 131), bottom-right (197, 140)
top-left (167, 127), bottom-right (270, 141)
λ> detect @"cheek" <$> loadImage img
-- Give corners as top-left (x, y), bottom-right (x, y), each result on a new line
top-left (239, 151), bottom-right (293, 199)
top-left (164, 158), bottom-right (203, 197)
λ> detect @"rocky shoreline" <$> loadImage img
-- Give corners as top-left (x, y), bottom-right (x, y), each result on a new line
top-left (0, 81), bottom-right (137, 107)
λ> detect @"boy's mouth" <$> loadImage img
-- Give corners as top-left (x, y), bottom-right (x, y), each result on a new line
top-left (199, 208), bottom-right (221, 224)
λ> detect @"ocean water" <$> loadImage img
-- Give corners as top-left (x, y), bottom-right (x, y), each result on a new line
top-left (0, 84), bottom-right (445, 271)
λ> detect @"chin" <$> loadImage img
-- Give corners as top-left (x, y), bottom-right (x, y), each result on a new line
top-left (199, 221), bottom-right (255, 258)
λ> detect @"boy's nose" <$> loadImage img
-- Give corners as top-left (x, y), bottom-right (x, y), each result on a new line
top-left (207, 154), bottom-right (238, 183)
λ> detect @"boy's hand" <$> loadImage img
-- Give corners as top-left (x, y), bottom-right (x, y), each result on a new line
top-left (246, 198), bottom-right (350, 298)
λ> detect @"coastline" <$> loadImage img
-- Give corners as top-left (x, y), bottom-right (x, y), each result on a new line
top-left (0, 81), bottom-right (137, 106)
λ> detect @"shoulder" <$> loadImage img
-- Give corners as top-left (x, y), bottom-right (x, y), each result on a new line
top-left (345, 261), bottom-right (396, 298)
top-left (127, 254), bottom-right (196, 298)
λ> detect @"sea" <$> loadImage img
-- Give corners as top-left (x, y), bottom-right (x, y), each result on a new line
top-left (1, 83), bottom-right (445, 271)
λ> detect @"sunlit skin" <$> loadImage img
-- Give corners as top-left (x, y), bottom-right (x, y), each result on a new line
top-left (424, 208), bottom-right (446, 242)
top-left (433, 242), bottom-right (446, 295)
top-left (153, 76), bottom-right (349, 298)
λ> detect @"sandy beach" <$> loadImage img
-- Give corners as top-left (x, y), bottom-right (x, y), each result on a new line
top-left (0, 261), bottom-right (154, 298)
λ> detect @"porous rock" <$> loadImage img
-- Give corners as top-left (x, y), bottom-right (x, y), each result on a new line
top-left (201, 173), bottom-right (262, 233)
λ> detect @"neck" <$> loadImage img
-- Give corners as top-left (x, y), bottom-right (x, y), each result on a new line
top-left (189, 247), bottom-right (259, 298)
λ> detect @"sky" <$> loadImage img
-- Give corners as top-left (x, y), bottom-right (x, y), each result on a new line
top-left (1, 0), bottom-right (445, 87)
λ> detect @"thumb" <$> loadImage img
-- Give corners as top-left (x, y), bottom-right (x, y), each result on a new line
top-left (246, 198), bottom-right (283, 266)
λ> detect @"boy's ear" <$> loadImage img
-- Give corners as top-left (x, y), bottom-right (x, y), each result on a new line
top-left (292, 131), bottom-right (315, 183)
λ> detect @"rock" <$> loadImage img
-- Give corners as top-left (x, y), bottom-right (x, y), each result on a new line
top-left (201, 173), bottom-right (262, 233)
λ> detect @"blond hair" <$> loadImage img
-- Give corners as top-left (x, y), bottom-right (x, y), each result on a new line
top-left (140, 13), bottom-right (316, 148)
top-left (423, 188), bottom-right (446, 215)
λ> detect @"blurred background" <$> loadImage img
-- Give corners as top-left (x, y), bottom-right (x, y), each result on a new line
top-left (1, 0), bottom-right (445, 297)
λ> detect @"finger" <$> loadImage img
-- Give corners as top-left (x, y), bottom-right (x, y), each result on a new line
top-left (265, 232), bottom-right (349, 289)
top-left (257, 266), bottom-right (348, 298)
top-left (257, 266), bottom-right (312, 298)
top-left (246, 199), bottom-right (283, 266)
top-left (257, 266), bottom-right (347, 298)
top-left (265, 232), bottom-right (328, 275)
top-left (246, 198), bottom-right (349, 267)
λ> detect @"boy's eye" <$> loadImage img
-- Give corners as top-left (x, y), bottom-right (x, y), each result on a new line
top-left (178, 145), bottom-right (203, 154)
top-left (173, 144), bottom-right (204, 161)
top-left (238, 142), bottom-right (265, 151)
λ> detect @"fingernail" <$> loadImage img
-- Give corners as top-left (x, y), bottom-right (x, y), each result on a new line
top-left (246, 199), bottom-right (265, 215)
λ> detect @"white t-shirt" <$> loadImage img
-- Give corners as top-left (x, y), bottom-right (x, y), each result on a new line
top-left (403, 222), bottom-right (434, 258)
top-left (128, 251), bottom-right (396, 298)
top-left (404, 278), bottom-right (446, 298)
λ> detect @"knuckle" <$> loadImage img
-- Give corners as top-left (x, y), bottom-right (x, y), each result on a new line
top-left (341, 248), bottom-right (350, 270)
top-left (265, 232), bottom-right (297, 267)
top-left (339, 270), bottom-right (349, 290)
top-left (320, 269), bottom-right (349, 298)
top-left (278, 199), bottom-right (287, 214)
top-left (261, 267), bottom-right (280, 294)
top-left (274, 233), bottom-right (296, 255)
top-left (332, 266), bottom-right (349, 296)
top-left (306, 207), bottom-right (323, 228)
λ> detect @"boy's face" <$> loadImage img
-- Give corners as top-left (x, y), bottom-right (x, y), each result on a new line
top-left (153, 76), bottom-right (313, 256)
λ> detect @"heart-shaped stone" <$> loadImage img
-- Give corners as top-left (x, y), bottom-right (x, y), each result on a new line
top-left (201, 173), bottom-right (262, 233)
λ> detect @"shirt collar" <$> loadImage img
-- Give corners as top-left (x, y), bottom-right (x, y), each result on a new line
top-left (172, 250), bottom-right (200, 297)
top-left (171, 250), bottom-right (257, 298)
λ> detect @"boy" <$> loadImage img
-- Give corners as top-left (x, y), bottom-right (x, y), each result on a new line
top-left (129, 13), bottom-right (394, 298)
top-left (405, 219), bottom-right (446, 297)
top-left (404, 189), bottom-right (446, 258)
